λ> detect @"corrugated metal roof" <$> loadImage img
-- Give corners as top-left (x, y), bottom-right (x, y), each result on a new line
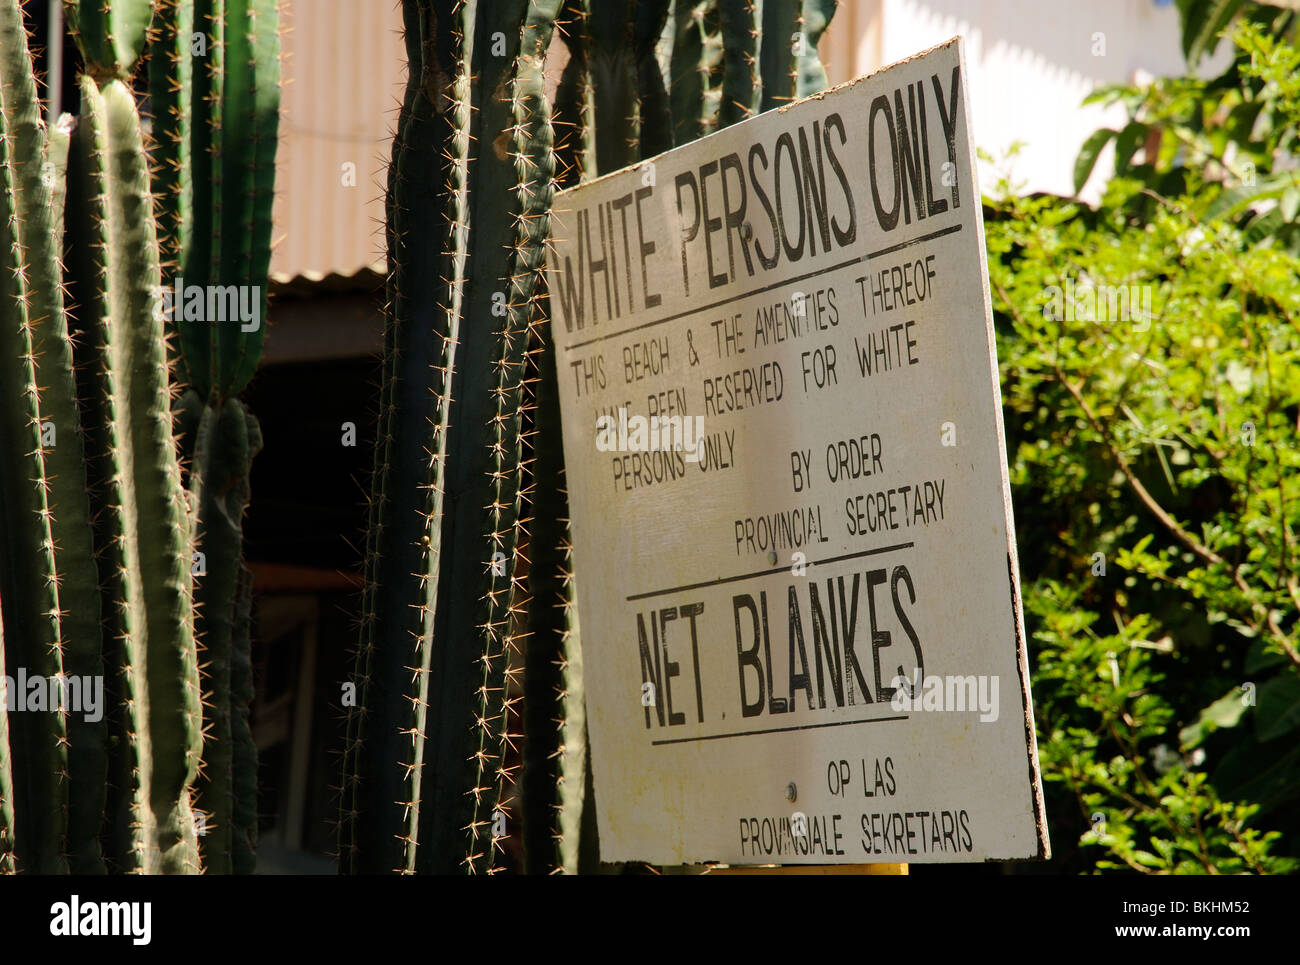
top-left (266, 2), bottom-right (855, 286)
top-left (269, 0), bottom-right (405, 284)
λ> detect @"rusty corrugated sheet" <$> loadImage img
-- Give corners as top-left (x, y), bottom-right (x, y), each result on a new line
top-left (269, 0), bottom-right (405, 284)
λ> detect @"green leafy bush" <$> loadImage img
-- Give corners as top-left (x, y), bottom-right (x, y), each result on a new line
top-left (986, 15), bottom-right (1300, 874)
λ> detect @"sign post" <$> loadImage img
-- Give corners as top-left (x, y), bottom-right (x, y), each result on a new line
top-left (547, 37), bottom-right (1049, 869)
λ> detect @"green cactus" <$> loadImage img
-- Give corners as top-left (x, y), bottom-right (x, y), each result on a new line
top-left (229, 558), bottom-right (257, 873)
top-left (518, 0), bottom-right (598, 877)
top-left (150, 0), bottom-right (281, 400)
top-left (65, 0), bottom-right (155, 80)
top-left (451, 0), bottom-right (536, 874)
top-left (0, 0), bottom-right (205, 873)
top-left (342, 0), bottom-right (479, 874)
top-left (553, 0), bottom-right (591, 185)
top-left (522, 307), bottom-right (598, 875)
top-left (759, 0), bottom-right (838, 110)
top-left (589, 2), bottom-right (637, 172)
top-left (147, 0), bottom-right (280, 873)
top-left (187, 396), bottom-right (258, 873)
top-left (670, 1), bottom-right (701, 144)
top-left (671, 0), bottom-right (715, 145)
top-left (81, 72), bottom-right (203, 874)
top-left (338, 0), bottom-right (424, 874)
top-left (759, 0), bottom-right (799, 111)
top-left (0, 0), bottom-right (277, 875)
top-left (0, 0), bottom-right (77, 875)
top-left (797, 0), bottom-right (838, 97)
top-left (342, 0), bottom-right (841, 876)
top-left (635, 0), bottom-right (673, 158)
top-left (344, 0), bottom-right (594, 874)
top-left (718, 0), bottom-right (759, 127)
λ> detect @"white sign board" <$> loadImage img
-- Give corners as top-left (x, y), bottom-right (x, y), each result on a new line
top-left (547, 38), bottom-right (1049, 865)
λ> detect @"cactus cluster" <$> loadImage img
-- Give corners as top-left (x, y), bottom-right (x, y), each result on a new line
top-left (0, 0), bottom-right (278, 874)
top-left (341, 0), bottom-right (836, 874)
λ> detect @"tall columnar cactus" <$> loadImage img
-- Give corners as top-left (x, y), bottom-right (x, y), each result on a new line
top-left (148, 0), bottom-right (280, 874)
top-left (342, 0), bottom-right (547, 876)
top-left (588, 2), bottom-right (636, 172)
top-left (343, 0), bottom-right (837, 874)
top-left (553, 0), bottom-right (591, 182)
top-left (151, 0), bottom-right (279, 400)
top-left (670, 1), bottom-right (710, 145)
top-left (796, 0), bottom-right (838, 97)
top-left (68, 70), bottom-right (204, 874)
top-left (0, 0), bottom-right (81, 875)
top-left (341, 0), bottom-right (473, 874)
top-left (0, 0), bottom-right (278, 875)
top-left (514, 0), bottom-right (602, 876)
top-left (0, 0), bottom-right (199, 874)
top-left (634, 0), bottom-right (673, 158)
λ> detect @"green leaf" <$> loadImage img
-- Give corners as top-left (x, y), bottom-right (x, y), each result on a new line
top-left (1132, 848), bottom-right (1165, 868)
top-left (1179, 687), bottom-right (1249, 750)
top-left (1074, 128), bottom-right (1117, 194)
top-left (1113, 121), bottom-right (1148, 174)
top-left (1281, 186), bottom-right (1300, 221)
top-left (1203, 170), bottom-right (1298, 222)
top-left (1081, 84), bottom-right (1139, 109)
top-left (1212, 736), bottom-right (1300, 815)
top-left (1178, 0), bottom-right (1245, 65)
top-left (1242, 206), bottom-right (1286, 245)
top-left (1245, 637), bottom-right (1289, 674)
top-left (1254, 673), bottom-right (1300, 742)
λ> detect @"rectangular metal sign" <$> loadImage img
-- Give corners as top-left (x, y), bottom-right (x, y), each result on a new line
top-left (547, 37), bottom-right (1049, 865)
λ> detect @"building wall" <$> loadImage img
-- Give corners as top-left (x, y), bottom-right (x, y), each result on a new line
top-left (822, 0), bottom-right (1231, 202)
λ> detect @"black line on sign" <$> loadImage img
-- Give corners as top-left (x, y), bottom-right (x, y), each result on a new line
top-left (562, 222), bottom-right (964, 351)
top-left (650, 714), bottom-right (908, 746)
top-left (865, 221), bottom-right (963, 260)
top-left (625, 541), bottom-right (914, 602)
